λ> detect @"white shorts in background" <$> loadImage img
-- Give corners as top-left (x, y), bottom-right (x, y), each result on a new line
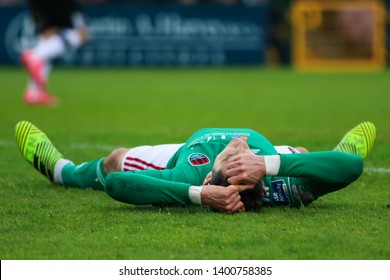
top-left (121, 144), bottom-right (184, 171)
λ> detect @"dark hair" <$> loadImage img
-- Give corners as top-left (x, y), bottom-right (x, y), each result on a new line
top-left (210, 169), bottom-right (264, 212)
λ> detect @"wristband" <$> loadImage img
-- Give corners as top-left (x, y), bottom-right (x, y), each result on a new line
top-left (264, 155), bottom-right (281, 176)
top-left (189, 186), bottom-right (203, 205)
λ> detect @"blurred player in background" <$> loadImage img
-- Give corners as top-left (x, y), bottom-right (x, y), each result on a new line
top-left (20, 0), bottom-right (89, 106)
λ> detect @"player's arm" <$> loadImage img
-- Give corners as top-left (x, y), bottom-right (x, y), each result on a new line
top-left (227, 150), bottom-right (363, 187)
top-left (105, 170), bottom-right (246, 213)
top-left (105, 171), bottom-right (195, 206)
top-left (266, 151), bottom-right (363, 185)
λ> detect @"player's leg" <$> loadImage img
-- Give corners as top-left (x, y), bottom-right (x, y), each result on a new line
top-left (15, 121), bottom-right (183, 191)
top-left (275, 122), bottom-right (376, 158)
top-left (23, 64), bottom-right (58, 106)
top-left (333, 121), bottom-right (376, 159)
top-left (21, 26), bottom-right (60, 105)
top-left (274, 145), bottom-right (308, 154)
top-left (50, 143), bottom-right (184, 189)
top-left (31, 26), bottom-right (87, 64)
top-left (21, 9), bottom-right (88, 106)
top-left (294, 146), bottom-right (309, 153)
top-left (22, 26), bottom-right (86, 85)
top-left (27, 8), bottom-right (88, 64)
top-left (15, 121), bottom-right (106, 191)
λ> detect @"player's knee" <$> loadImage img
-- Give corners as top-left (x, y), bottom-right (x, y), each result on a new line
top-left (295, 146), bottom-right (309, 153)
top-left (104, 148), bottom-right (128, 174)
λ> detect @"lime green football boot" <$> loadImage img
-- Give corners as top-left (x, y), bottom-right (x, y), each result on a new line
top-left (15, 121), bottom-right (64, 181)
top-left (333, 122), bottom-right (376, 159)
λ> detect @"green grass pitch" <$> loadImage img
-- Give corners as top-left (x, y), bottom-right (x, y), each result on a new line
top-left (0, 67), bottom-right (389, 260)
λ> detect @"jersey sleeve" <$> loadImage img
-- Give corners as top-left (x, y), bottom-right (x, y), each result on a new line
top-left (104, 145), bottom-right (215, 207)
top-left (105, 170), bottom-right (194, 206)
top-left (277, 151), bottom-right (364, 196)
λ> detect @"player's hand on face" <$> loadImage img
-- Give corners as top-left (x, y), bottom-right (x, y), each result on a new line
top-left (200, 184), bottom-right (254, 214)
top-left (202, 171), bottom-right (212, 185)
top-left (225, 152), bottom-right (266, 185)
top-left (200, 185), bottom-right (243, 213)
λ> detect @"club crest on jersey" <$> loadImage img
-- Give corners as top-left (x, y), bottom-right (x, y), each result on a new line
top-left (188, 153), bottom-right (210, 166)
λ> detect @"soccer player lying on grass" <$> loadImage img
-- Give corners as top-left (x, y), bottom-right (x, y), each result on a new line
top-left (15, 121), bottom-right (376, 213)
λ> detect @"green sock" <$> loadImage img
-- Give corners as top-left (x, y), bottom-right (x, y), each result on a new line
top-left (61, 158), bottom-right (107, 191)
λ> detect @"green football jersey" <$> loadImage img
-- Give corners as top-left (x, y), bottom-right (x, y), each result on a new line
top-left (105, 128), bottom-right (363, 208)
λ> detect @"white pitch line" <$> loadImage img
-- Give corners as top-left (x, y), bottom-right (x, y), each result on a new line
top-left (365, 167), bottom-right (390, 173)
